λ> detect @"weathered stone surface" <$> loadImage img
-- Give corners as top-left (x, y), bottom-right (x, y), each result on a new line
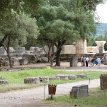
top-left (15, 47), bottom-right (25, 54)
top-left (68, 75), bottom-right (77, 80)
top-left (11, 57), bottom-right (20, 66)
top-left (0, 80), bottom-right (8, 85)
top-left (76, 74), bottom-right (87, 78)
top-left (49, 77), bottom-right (60, 81)
top-left (0, 58), bottom-right (9, 67)
top-left (70, 85), bottom-right (88, 98)
top-left (0, 47), bottom-right (7, 55)
top-left (41, 57), bottom-right (48, 63)
top-left (100, 74), bottom-right (107, 90)
top-left (56, 74), bottom-right (69, 80)
top-left (24, 77), bottom-right (40, 84)
top-left (39, 77), bottom-right (49, 83)
top-left (103, 54), bottom-right (107, 65)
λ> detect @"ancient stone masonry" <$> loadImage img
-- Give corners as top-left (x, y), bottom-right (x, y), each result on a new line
top-left (70, 85), bottom-right (88, 98)
top-left (0, 77), bottom-right (8, 85)
top-left (0, 46), bottom-right (49, 67)
top-left (100, 74), bottom-right (107, 90)
top-left (103, 54), bottom-right (107, 65)
top-left (95, 41), bottom-right (106, 54)
top-left (24, 77), bottom-right (40, 84)
top-left (24, 74), bottom-right (87, 84)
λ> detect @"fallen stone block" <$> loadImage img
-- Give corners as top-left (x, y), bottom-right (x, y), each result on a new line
top-left (68, 75), bottom-right (77, 80)
top-left (100, 74), bottom-right (107, 90)
top-left (24, 77), bottom-right (40, 84)
top-left (56, 74), bottom-right (69, 80)
top-left (39, 77), bottom-right (49, 83)
top-left (70, 85), bottom-right (88, 98)
top-left (49, 77), bottom-right (60, 81)
top-left (0, 80), bottom-right (8, 85)
top-left (76, 74), bottom-right (87, 78)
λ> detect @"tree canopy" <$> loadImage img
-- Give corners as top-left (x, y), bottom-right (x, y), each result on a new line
top-left (0, 0), bottom-right (104, 67)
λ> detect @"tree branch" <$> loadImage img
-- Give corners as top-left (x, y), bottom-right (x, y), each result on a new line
top-left (0, 34), bottom-right (8, 47)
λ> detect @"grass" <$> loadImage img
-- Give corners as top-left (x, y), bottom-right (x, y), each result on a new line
top-left (46, 88), bottom-right (107, 107)
top-left (0, 67), bottom-right (106, 92)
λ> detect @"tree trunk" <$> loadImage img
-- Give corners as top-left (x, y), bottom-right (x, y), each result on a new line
top-left (55, 44), bottom-right (62, 66)
top-left (7, 36), bottom-right (12, 68)
top-left (0, 34), bottom-right (8, 47)
top-left (55, 40), bottom-right (66, 66)
top-left (47, 45), bottom-right (52, 62)
top-left (3, 36), bottom-right (12, 68)
top-left (50, 45), bottom-right (55, 66)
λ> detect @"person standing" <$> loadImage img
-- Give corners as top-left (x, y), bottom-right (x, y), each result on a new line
top-left (96, 57), bottom-right (101, 67)
top-left (86, 56), bottom-right (89, 67)
top-left (81, 56), bottom-right (86, 66)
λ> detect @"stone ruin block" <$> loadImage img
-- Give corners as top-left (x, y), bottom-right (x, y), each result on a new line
top-left (49, 77), bottom-right (60, 81)
top-left (34, 47), bottom-right (40, 52)
top-left (0, 58), bottom-right (9, 67)
top-left (24, 77), bottom-right (40, 84)
top-left (39, 77), bottom-right (49, 83)
top-left (68, 75), bottom-right (77, 80)
top-left (76, 74), bottom-right (87, 78)
top-left (100, 74), bottom-right (107, 90)
top-left (56, 74), bottom-right (78, 80)
top-left (11, 57), bottom-right (20, 66)
top-left (70, 85), bottom-right (88, 98)
top-left (30, 47), bottom-right (35, 52)
top-left (56, 74), bottom-right (69, 80)
top-left (0, 47), bottom-right (7, 55)
top-left (19, 58), bottom-right (28, 65)
top-left (15, 47), bottom-right (25, 54)
top-left (41, 57), bottom-right (48, 63)
top-left (0, 78), bottom-right (8, 85)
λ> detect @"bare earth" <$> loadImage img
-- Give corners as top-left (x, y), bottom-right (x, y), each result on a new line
top-left (0, 79), bottom-right (100, 107)
top-left (0, 62), bottom-right (106, 107)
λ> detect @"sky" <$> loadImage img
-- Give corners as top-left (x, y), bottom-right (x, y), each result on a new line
top-left (95, 0), bottom-right (107, 23)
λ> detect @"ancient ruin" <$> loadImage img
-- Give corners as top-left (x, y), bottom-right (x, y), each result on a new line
top-left (0, 40), bottom-right (107, 67)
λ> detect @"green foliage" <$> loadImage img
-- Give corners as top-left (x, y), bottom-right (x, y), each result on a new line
top-left (48, 0), bottom-right (103, 11)
top-left (36, 4), bottom-right (80, 46)
top-left (0, 10), bottom-right (39, 47)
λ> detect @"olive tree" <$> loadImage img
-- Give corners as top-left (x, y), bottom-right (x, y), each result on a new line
top-left (0, 10), bottom-right (39, 68)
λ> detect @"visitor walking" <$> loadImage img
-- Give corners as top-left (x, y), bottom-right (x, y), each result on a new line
top-left (96, 57), bottom-right (101, 67)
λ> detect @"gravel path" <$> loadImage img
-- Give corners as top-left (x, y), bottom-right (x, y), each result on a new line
top-left (0, 79), bottom-right (100, 107)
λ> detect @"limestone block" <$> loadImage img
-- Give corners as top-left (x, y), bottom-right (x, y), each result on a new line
top-left (76, 74), bottom-right (87, 78)
top-left (100, 74), bottom-right (107, 90)
top-left (56, 74), bottom-right (69, 80)
top-left (49, 77), bottom-right (60, 81)
top-left (70, 85), bottom-right (88, 98)
top-left (39, 77), bottom-right (49, 83)
top-left (0, 80), bottom-right (8, 85)
top-left (24, 77), bottom-right (40, 84)
top-left (68, 75), bottom-right (77, 80)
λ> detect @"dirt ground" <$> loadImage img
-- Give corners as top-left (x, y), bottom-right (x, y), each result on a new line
top-left (0, 79), bottom-right (100, 107)
top-left (0, 62), bottom-right (106, 107)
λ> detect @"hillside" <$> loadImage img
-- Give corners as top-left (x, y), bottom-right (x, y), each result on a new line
top-left (96, 23), bottom-right (107, 36)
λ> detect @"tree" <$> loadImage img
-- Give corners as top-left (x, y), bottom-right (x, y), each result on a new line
top-left (35, 0), bottom-right (102, 66)
top-left (0, 0), bottom-right (41, 68)
top-left (0, 10), bottom-right (39, 68)
top-left (36, 5), bottom-right (80, 66)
